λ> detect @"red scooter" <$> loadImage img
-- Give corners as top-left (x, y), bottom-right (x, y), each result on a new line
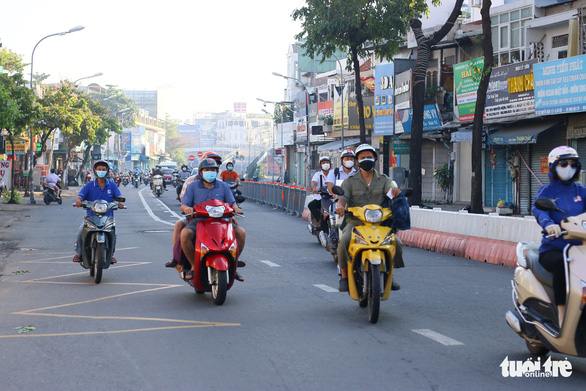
top-left (178, 199), bottom-right (239, 305)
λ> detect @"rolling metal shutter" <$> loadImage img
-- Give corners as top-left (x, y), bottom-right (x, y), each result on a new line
top-left (421, 140), bottom-right (450, 202)
top-left (529, 124), bottom-right (567, 204)
top-left (484, 146), bottom-right (512, 207)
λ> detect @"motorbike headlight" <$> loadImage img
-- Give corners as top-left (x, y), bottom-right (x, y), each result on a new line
top-left (364, 209), bottom-right (383, 223)
top-left (93, 203), bottom-right (108, 214)
top-left (205, 205), bottom-right (226, 218)
top-left (381, 234), bottom-right (394, 246)
top-left (355, 235), bottom-right (367, 245)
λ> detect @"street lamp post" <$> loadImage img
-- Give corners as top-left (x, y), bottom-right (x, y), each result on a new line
top-left (330, 53), bottom-right (346, 150)
top-left (28, 25), bottom-right (85, 204)
top-left (73, 72), bottom-right (103, 85)
top-left (258, 98), bottom-right (294, 183)
top-left (272, 72), bottom-right (312, 187)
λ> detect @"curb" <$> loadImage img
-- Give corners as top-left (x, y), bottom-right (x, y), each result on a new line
top-left (398, 228), bottom-right (518, 268)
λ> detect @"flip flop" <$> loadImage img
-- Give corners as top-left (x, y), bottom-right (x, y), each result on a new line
top-left (235, 272), bottom-right (244, 282)
top-left (184, 270), bottom-right (194, 281)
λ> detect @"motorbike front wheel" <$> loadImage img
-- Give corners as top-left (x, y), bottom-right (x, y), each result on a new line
top-left (44, 197), bottom-right (50, 205)
top-left (93, 241), bottom-right (105, 284)
top-left (211, 269), bottom-right (227, 305)
top-left (367, 264), bottom-right (381, 323)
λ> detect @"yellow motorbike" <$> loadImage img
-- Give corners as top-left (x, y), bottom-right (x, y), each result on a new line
top-left (332, 186), bottom-right (407, 323)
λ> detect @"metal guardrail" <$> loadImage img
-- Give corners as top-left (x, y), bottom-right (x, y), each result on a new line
top-left (241, 181), bottom-right (309, 216)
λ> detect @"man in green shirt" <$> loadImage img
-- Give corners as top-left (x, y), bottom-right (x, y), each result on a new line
top-left (335, 144), bottom-right (404, 292)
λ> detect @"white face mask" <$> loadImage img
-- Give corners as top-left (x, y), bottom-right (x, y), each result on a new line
top-left (556, 165), bottom-right (576, 181)
top-left (343, 160), bottom-right (354, 169)
top-left (321, 163), bottom-right (330, 171)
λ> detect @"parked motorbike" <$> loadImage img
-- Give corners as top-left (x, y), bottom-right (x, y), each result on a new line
top-left (331, 185), bottom-right (408, 324)
top-left (152, 174), bottom-right (163, 197)
top-left (177, 198), bottom-right (243, 305)
top-left (43, 181), bottom-right (62, 205)
top-left (75, 197), bottom-right (126, 284)
top-left (85, 171), bottom-right (92, 184)
top-left (506, 197), bottom-right (586, 357)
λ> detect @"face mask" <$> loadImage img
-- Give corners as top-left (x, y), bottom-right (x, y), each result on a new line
top-left (202, 171), bottom-right (217, 183)
top-left (182, 168), bottom-right (187, 171)
top-left (358, 158), bottom-right (375, 172)
top-left (556, 165), bottom-right (576, 181)
top-left (96, 171), bottom-right (107, 179)
top-left (343, 160), bottom-right (355, 169)
top-left (321, 163), bottom-right (330, 171)
top-left (227, 166), bottom-right (233, 171)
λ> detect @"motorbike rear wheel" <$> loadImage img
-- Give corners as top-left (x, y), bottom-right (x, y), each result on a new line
top-left (57, 198), bottom-right (62, 205)
top-left (44, 197), bottom-right (50, 205)
top-left (211, 269), bottom-right (227, 305)
top-left (367, 264), bottom-right (381, 324)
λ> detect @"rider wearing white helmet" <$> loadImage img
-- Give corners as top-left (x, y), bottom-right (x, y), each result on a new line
top-left (326, 148), bottom-right (357, 195)
top-left (335, 144), bottom-right (403, 292)
top-left (308, 156), bottom-right (332, 232)
top-left (533, 146), bottom-right (586, 327)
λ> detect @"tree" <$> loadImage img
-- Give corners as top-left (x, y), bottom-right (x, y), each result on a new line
top-left (469, 0), bottom-right (494, 214)
top-left (165, 115), bottom-right (186, 164)
top-left (0, 72), bottom-right (37, 203)
top-left (292, 0), bottom-right (433, 144)
top-left (408, 0), bottom-right (464, 206)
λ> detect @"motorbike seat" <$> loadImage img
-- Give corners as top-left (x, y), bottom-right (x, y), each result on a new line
top-left (525, 248), bottom-right (554, 288)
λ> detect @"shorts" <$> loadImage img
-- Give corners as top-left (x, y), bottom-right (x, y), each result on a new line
top-left (184, 218), bottom-right (238, 236)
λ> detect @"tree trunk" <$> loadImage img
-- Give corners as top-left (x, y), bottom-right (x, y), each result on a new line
top-left (470, 0), bottom-right (494, 214)
top-left (351, 46), bottom-right (367, 144)
top-left (408, 0), bottom-right (463, 206)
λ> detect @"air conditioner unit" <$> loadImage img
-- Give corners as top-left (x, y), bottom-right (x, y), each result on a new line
top-left (471, 0), bottom-right (481, 8)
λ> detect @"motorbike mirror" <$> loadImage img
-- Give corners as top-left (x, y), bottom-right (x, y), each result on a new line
top-left (235, 195), bottom-right (246, 204)
top-left (114, 196), bottom-right (126, 203)
top-left (534, 198), bottom-right (564, 214)
top-left (331, 185), bottom-right (344, 196)
top-left (401, 188), bottom-right (413, 197)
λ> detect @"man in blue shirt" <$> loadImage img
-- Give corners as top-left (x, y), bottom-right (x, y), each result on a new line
top-left (73, 160), bottom-right (124, 263)
top-left (180, 158), bottom-right (245, 280)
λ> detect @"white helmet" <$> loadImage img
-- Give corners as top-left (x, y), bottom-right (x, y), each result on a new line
top-left (355, 144), bottom-right (377, 160)
top-left (548, 146), bottom-right (579, 165)
top-left (319, 156), bottom-right (331, 163)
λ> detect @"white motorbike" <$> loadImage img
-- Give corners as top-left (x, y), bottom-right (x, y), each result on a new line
top-left (506, 197), bottom-right (586, 357)
top-left (152, 175), bottom-right (163, 197)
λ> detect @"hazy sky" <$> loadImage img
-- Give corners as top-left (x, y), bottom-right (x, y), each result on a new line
top-left (0, 0), bottom-right (305, 121)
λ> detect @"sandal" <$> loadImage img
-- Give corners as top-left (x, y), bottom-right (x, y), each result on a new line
top-left (110, 257), bottom-right (118, 264)
top-left (72, 254), bottom-right (81, 263)
top-left (165, 259), bottom-right (178, 268)
top-left (235, 272), bottom-right (244, 282)
top-left (237, 260), bottom-right (246, 268)
top-left (183, 270), bottom-right (194, 281)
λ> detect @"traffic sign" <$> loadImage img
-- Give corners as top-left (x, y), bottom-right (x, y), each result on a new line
top-left (188, 155), bottom-right (195, 161)
top-left (197, 151), bottom-right (203, 158)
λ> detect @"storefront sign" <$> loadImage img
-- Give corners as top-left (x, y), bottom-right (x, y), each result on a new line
top-left (567, 113), bottom-right (586, 139)
top-left (534, 54), bottom-right (586, 115)
top-left (317, 100), bottom-right (333, 117)
top-left (4, 139), bottom-right (28, 155)
top-left (393, 139), bottom-right (410, 154)
top-left (0, 160), bottom-right (11, 189)
top-left (394, 69), bottom-right (412, 110)
top-left (374, 62), bottom-right (395, 136)
top-left (333, 85), bottom-right (349, 131)
top-left (348, 96), bottom-right (374, 131)
top-left (395, 105), bottom-right (442, 133)
top-left (454, 57), bottom-right (484, 122)
top-left (485, 59), bottom-right (537, 119)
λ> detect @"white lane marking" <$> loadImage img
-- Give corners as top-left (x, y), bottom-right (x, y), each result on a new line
top-left (260, 260), bottom-right (280, 267)
top-left (138, 188), bottom-right (175, 226)
top-left (314, 284), bottom-right (338, 293)
top-left (412, 329), bottom-right (464, 346)
top-left (155, 198), bottom-right (181, 219)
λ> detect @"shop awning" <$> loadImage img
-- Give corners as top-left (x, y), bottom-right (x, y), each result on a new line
top-left (451, 130), bottom-right (472, 142)
top-left (317, 138), bottom-right (361, 152)
top-left (487, 120), bottom-right (561, 145)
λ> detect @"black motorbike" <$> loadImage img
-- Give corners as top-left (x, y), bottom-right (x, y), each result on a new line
top-left (224, 179), bottom-right (245, 206)
top-left (43, 183), bottom-right (62, 205)
top-left (307, 187), bottom-right (331, 249)
top-left (77, 197), bottom-right (125, 284)
top-left (132, 173), bottom-right (141, 188)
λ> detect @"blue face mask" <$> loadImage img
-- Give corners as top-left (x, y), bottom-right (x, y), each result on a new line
top-left (227, 166), bottom-right (233, 171)
top-left (202, 171), bottom-right (217, 183)
top-left (96, 171), bottom-right (107, 178)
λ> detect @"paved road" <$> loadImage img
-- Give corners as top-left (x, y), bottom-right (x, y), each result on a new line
top-left (1, 184), bottom-right (585, 390)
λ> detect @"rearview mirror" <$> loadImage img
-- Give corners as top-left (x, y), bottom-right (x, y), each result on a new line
top-left (235, 195), bottom-right (246, 204)
top-left (534, 198), bottom-right (562, 213)
top-left (331, 185), bottom-right (344, 196)
top-left (114, 196), bottom-right (126, 203)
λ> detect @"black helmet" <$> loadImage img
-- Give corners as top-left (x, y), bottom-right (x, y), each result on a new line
top-left (181, 164), bottom-right (188, 169)
top-left (226, 161), bottom-right (234, 167)
top-left (199, 158), bottom-right (219, 172)
top-left (93, 160), bottom-right (110, 171)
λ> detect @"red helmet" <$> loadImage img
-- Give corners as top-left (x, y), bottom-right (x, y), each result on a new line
top-left (202, 151), bottom-right (222, 166)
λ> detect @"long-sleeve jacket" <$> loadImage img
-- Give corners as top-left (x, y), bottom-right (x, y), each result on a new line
top-left (533, 178), bottom-right (586, 253)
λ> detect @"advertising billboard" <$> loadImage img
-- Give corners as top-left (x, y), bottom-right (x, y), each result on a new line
top-left (454, 57), bottom-right (484, 122)
top-left (374, 62), bottom-right (395, 136)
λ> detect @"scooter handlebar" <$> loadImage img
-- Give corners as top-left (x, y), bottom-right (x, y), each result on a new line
top-left (542, 229), bottom-right (568, 239)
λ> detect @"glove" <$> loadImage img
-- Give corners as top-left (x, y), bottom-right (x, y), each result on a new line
top-left (545, 224), bottom-right (562, 238)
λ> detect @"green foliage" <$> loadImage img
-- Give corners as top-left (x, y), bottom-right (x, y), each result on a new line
top-left (2, 188), bottom-right (21, 204)
top-left (434, 163), bottom-right (454, 192)
top-left (165, 115), bottom-right (187, 164)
